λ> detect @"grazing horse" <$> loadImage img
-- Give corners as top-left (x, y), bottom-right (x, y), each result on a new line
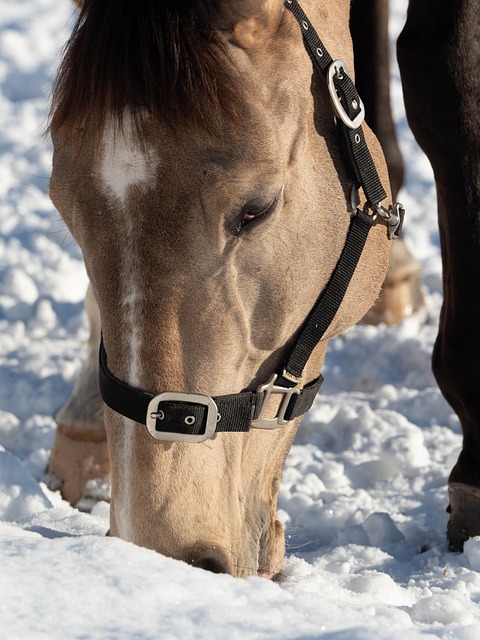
top-left (349, 0), bottom-right (480, 551)
top-left (45, 0), bottom-right (480, 575)
top-left (47, 0), bottom-right (393, 577)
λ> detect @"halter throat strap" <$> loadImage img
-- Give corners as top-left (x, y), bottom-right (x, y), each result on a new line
top-left (98, 0), bottom-right (404, 442)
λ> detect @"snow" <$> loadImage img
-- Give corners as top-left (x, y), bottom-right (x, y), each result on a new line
top-left (1, 0), bottom-right (480, 638)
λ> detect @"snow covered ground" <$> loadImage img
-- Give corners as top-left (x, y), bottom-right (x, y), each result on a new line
top-left (1, 1), bottom-right (480, 638)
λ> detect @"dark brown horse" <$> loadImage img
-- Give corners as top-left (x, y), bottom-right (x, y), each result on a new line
top-left (352, 0), bottom-right (480, 549)
top-left (46, 0), bottom-right (480, 576)
top-left (398, 0), bottom-right (480, 549)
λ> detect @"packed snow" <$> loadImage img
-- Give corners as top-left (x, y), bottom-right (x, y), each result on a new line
top-left (1, 1), bottom-right (480, 638)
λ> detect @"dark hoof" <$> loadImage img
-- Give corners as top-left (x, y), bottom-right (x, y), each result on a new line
top-left (447, 482), bottom-right (480, 551)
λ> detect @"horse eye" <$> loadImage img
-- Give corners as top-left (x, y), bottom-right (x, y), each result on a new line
top-left (239, 198), bottom-right (277, 231)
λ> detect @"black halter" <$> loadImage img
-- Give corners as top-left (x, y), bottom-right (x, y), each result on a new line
top-left (98, 0), bottom-right (404, 443)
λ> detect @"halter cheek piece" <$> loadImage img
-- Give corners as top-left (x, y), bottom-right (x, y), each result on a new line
top-left (99, 0), bottom-right (405, 443)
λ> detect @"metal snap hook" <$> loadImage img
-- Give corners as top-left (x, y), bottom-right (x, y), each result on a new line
top-left (349, 184), bottom-right (360, 213)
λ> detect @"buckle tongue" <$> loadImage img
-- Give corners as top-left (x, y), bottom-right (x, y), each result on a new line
top-left (251, 374), bottom-right (300, 430)
top-left (146, 392), bottom-right (218, 443)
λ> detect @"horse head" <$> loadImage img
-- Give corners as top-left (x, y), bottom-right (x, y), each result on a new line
top-left (49, 0), bottom-right (391, 577)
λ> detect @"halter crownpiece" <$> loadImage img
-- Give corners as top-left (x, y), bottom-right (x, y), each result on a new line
top-left (284, 0), bottom-right (404, 239)
top-left (98, 0), bottom-right (405, 442)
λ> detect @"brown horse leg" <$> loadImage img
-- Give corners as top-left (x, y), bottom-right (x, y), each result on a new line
top-left (398, 0), bottom-right (480, 548)
top-left (45, 284), bottom-right (110, 508)
top-left (351, 0), bottom-right (424, 325)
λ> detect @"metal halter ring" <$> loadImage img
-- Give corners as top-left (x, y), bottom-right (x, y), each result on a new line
top-left (365, 202), bottom-right (405, 239)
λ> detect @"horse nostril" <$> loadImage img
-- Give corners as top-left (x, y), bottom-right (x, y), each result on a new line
top-left (193, 556), bottom-right (228, 574)
top-left (188, 547), bottom-right (232, 574)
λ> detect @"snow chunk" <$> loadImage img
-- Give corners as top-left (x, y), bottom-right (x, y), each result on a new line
top-left (381, 430), bottom-right (430, 476)
top-left (0, 410), bottom-right (20, 439)
top-left (321, 460), bottom-right (349, 489)
top-left (292, 472), bottom-right (326, 499)
top-left (463, 536), bottom-right (480, 572)
top-left (32, 298), bottom-right (56, 330)
top-left (361, 512), bottom-right (405, 547)
top-left (410, 594), bottom-right (474, 625)
top-left (348, 571), bottom-right (414, 606)
top-left (0, 448), bottom-right (52, 520)
top-left (337, 524), bottom-right (370, 546)
top-left (295, 498), bottom-right (359, 547)
top-left (2, 266), bottom-right (38, 304)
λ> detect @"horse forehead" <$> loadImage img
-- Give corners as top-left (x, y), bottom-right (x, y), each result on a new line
top-left (99, 120), bottom-right (291, 207)
top-left (96, 39), bottom-right (306, 207)
top-left (96, 40), bottom-right (305, 210)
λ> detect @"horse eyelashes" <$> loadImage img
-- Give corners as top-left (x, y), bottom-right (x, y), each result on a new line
top-left (240, 200), bottom-right (275, 227)
top-left (237, 194), bottom-right (281, 233)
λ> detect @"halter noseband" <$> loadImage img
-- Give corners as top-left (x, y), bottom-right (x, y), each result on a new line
top-left (98, 0), bottom-right (404, 443)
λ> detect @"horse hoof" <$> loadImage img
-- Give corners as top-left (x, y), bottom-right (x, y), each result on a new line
top-left (45, 426), bottom-right (110, 506)
top-left (362, 238), bottom-right (425, 325)
top-left (447, 482), bottom-right (480, 551)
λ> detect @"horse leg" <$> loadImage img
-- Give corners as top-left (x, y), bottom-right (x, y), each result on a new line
top-left (350, 0), bottom-right (424, 325)
top-left (398, 0), bottom-right (480, 548)
top-left (45, 284), bottom-right (110, 508)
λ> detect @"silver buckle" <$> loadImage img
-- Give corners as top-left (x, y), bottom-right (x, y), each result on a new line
top-left (251, 374), bottom-right (300, 430)
top-left (327, 60), bottom-right (365, 130)
top-left (146, 392), bottom-right (218, 443)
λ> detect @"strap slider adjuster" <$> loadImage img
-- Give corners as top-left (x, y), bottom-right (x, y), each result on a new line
top-left (251, 374), bottom-right (300, 430)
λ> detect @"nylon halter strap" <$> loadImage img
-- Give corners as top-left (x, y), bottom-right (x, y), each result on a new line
top-left (98, 0), bottom-right (404, 443)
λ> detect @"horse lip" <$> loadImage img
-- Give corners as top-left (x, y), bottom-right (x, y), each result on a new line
top-left (257, 569), bottom-right (277, 580)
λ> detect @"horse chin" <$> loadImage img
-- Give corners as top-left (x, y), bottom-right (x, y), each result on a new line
top-left (257, 570), bottom-right (276, 580)
top-left (187, 527), bottom-right (285, 578)
top-left (185, 545), bottom-right (281, 579)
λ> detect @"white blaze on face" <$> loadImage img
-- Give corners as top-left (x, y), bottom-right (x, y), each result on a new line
top-left (100, 113), bottom-right (159, 540)
top-left (100, 113), bottom-right (159, 208)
